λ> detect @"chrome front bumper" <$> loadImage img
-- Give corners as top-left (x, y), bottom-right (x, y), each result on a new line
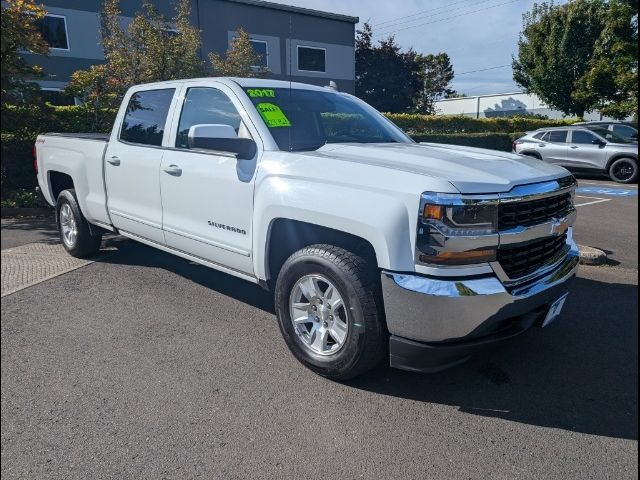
top-left (381, 236), bottom-right (579, 371)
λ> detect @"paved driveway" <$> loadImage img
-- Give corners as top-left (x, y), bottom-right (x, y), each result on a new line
top-left (1, 179), bottom-right (637, 479)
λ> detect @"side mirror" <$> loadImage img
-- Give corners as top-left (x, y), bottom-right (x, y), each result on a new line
top-left (591, 138), bottom-right (606, 146)
top-left (187, 124), bottom-right (257, 160)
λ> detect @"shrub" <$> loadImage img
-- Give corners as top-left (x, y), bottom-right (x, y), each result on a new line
top-left (386, 113), bottom-right (578, 134)
top-left (0, 189), bottom-right (46, 208)
top-left (411, 132), bottom-right (525, 152)
top-left (1, 134), bottom-right (37, 193)
top-left (1, 103), bottom-right (116, 140)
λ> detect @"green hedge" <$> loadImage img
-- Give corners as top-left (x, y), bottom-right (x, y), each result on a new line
top-left (386, 113), bottom-right (577, 134)
top-left (1, 104), bottom-right (577, 141)
top-left (1, 104), bottom-right (115, 141)
top-left (1, 134), bottom-right (38, 193)
top-left (411, 132), bottom-right (524, 152)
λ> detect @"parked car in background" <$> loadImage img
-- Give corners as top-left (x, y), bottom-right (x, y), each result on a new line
top-left (514, 126), bottom-right (638, 183)
top-left (574, 121), bottom-right (638, 142)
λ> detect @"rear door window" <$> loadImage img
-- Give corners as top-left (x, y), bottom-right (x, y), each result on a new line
top-left (120, 89), bottom-right (175, 146)
top-left (548, 130), bottom-right (568, 143)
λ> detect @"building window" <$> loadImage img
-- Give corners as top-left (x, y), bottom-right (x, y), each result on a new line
top-left (249, 40), bottom-right (268, 68)
top-left (37, 14), bottom-right (69, 50)
top-left (297, 46), bottom-right (326, 73)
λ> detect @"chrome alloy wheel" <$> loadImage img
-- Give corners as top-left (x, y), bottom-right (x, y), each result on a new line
top-left (289, 274), bottom-right (349, 356)
top-left (59, 203), bottom-right (78, 247)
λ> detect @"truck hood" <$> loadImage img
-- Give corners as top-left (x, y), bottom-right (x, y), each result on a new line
top-left (313, 142), bottom-right (570, 193)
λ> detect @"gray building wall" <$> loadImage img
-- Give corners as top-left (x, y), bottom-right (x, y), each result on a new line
top-left (14, 0), bottom-right (357, 93)
top-left (433, 92), bottom-right (620, 121)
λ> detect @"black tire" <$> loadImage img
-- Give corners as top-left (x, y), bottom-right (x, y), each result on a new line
top-left (608, 157), bottom-right (638, 183)
top-left (56, 189), bottom-right (102, 258)
top-left (274, 244), bottom-right (387, 380)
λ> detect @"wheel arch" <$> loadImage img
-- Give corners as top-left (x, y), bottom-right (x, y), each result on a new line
top-left (520, 150), bottom-right (542, 160)
top-left (264, 218), bottom-right (379, 285)
top-left (48, 170), bottom-right (75, 202)
top-left (605, 153), bottom-right (638, 171)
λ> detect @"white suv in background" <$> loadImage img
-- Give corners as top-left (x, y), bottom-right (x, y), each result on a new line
top-left (514, 126), bottom-right (638, 183)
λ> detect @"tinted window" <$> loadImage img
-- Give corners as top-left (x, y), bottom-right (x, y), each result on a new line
top-left (250, 40), bottom-right (268, 67)
top-left (571, 130), bottom-right (597, 144)
top-left (37, 15), bottom-right (68, 49)
top-left (120, 89), bottom-right (175, 146)
top-left (244, 87), bottom-right (411, 151)
top-left (533, 132), bottom-right (546, 140)
top-left (548, 130), bottom-right (568, 143)
top-left (298, 46), bottom-right (326, 72)
top-left (176, 88), bottom-right (242, 149)
top-left (612, 124), bottom-right (637, 140)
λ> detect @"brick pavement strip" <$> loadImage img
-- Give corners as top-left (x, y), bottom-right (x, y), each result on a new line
top-left (1, 243), bottom-right (112, 297)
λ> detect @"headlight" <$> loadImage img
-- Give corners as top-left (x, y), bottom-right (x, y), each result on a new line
top-left (416, 193), bottom-right (499, 266)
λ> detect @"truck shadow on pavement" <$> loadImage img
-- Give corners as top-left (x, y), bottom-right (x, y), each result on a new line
top-left (101, 238), bottom-right (637, 441)
top-left (100, 236), bottom-right (275, 313)
top-left (348, 274), bottom-right (638, 441)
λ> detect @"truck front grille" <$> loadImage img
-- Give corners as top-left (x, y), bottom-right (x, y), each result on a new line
top-left (498, 192), bottom-right (573, 230)
top-left (497, 234), bottom-right (568, 279)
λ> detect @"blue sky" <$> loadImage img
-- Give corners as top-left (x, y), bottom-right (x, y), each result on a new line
top-left (270, 0), bottom-right (568, 96)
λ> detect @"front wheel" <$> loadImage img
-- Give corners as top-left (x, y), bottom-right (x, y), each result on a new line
top-left (608, 157), bottom-right (638, 183)
top-left (274, 244), bottom-right (387, 380)
top-left (56, 189), bottom-right (102, 258)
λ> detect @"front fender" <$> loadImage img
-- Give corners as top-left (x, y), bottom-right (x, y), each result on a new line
top-left (252, 176), bottom-right (416, 280)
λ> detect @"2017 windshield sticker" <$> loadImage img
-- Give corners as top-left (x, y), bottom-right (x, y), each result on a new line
top-left (256, 102), bottom-right (291, 128)
top-left (247, 89), bottom-right (275, 98)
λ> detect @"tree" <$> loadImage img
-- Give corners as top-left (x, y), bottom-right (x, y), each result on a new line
top-left (1, 0), bottom-right (49, 104)
top-left (513, 0), bottom-right (637, 119)
top-left (414, 53), bottom-right (456, 114)
top-left (577, 0), bottom-right (638, 119)
top-left (66, 0), bottom-right (203, 105)
top-left (355, 23), bottom-right (424, 112)
top-left (209, 28), bottom-right (269, 77)
top-left (513, 1), bottom-right (608, 117)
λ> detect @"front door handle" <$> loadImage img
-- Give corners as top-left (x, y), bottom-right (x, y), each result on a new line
top-left (163, 165), bottom-right (182, 176)
top-left (107, 156), bottom-right (121, 166)
top-left (570, 146), bottom-right (579, 149)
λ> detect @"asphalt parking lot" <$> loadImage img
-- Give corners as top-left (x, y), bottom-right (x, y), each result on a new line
top-left (1, 178), bottom-right (637, 479)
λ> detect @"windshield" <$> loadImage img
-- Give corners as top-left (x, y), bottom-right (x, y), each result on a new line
top-left (585, 126), bottom-right (634, 144)
top-left (243, 87), bottom-right (413, 151)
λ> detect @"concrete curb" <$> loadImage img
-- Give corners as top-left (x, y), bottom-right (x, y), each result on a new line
top-left (578, 245), bottom-right (608, 265)
top-left (1, 207), bottom-right (53, 218)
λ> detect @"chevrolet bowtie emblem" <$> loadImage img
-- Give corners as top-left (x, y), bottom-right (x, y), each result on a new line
top-left (550, 217), bottom-right (569, 236)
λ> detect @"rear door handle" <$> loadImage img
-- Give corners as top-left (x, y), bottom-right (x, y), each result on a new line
top-left (570, 146), bottom-right (579, 149)
top-left (538, 143), bottom-right (546, 147)
top-left (163, 165), bottom-right (182, 176)
top-left (107, 156), bottom-right (120, 166)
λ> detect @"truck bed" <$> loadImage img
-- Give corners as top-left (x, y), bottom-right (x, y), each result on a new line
top-left (36, 132), bottom-right (111, 227)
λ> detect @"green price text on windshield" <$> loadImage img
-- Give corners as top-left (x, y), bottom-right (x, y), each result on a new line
top-left (247, 89), bottom-right (276, 98)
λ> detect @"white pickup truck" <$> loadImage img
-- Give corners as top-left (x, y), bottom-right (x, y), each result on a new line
top-left (35, 77), bottom-right (579, 379)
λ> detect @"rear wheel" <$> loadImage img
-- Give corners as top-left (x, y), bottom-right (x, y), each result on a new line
top-left (56, 189), bottom-right (102, 258)
top-left (608, 157), bottom-right (638, 183)
top-left (274, 244), bottom-right (386, 380)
